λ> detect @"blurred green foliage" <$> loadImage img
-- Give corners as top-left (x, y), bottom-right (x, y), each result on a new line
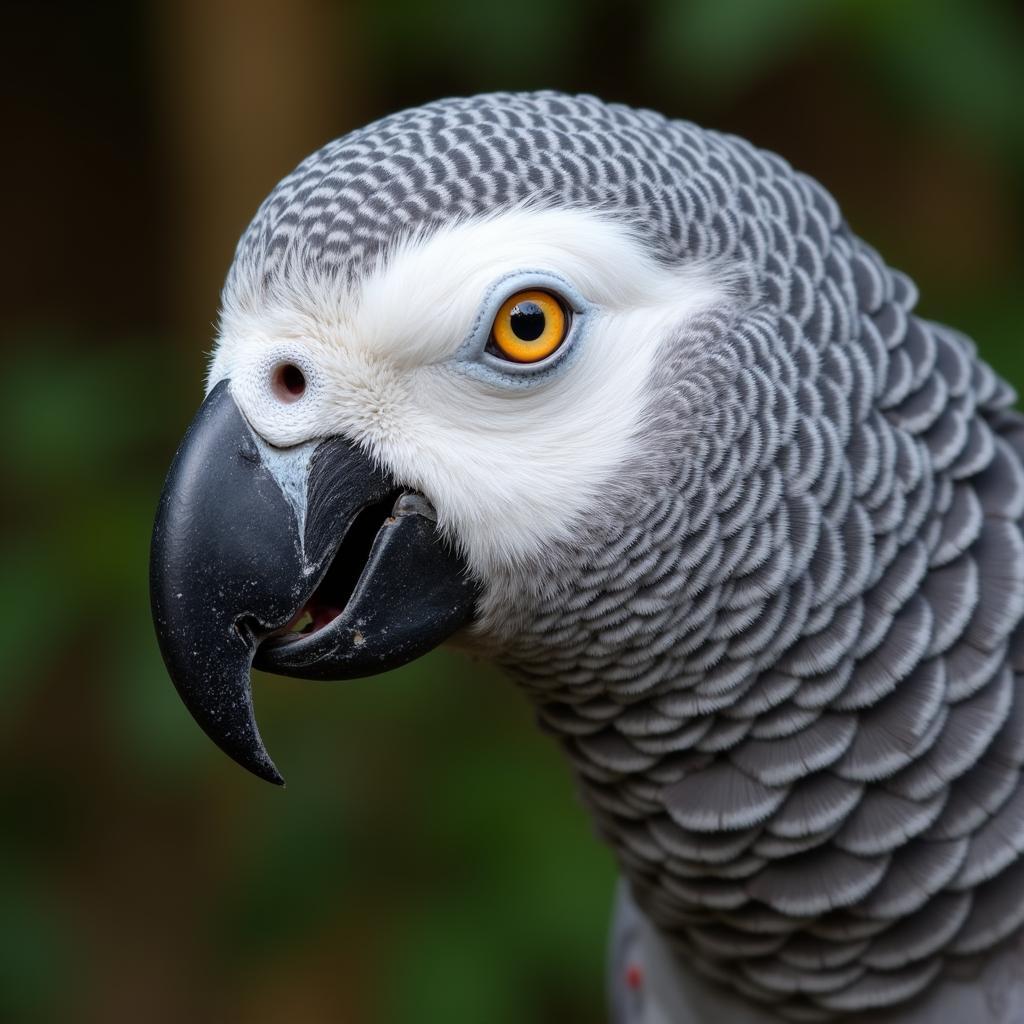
top-left (1, 0), bottom-right (1021, 1022)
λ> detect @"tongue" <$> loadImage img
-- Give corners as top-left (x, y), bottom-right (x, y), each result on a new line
top-left (309, 604), bottom-right (343, 632)
top-left (278, 603), bottom-right (344, 638)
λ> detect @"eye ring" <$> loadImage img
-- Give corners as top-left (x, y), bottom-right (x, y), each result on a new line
top-left (488, 289), bottom-right (570, 364)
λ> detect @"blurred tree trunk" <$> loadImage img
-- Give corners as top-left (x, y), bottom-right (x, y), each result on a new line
top-left (67, 8), bottom-right (369, 1024)
top-left (153, 0), bottom-right (365, 370)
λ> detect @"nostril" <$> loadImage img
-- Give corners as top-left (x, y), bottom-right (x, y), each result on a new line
top-left (272, 363), bottom-right (306, 402)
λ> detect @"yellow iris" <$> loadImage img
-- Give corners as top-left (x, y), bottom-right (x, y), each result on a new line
top-left (490, 290), bottom-right (569, 363)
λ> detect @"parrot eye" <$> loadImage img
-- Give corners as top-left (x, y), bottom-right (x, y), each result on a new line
top-left (272, 362), bottom-right (306, 402)
top-left (488, 289), bottom-right (570, 363)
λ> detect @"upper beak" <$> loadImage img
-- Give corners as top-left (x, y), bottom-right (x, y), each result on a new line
top-left (150, 381), bottom-right (476, 784)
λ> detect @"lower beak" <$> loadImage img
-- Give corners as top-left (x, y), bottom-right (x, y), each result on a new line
top-left (149, 381), bottom-right (476, 784)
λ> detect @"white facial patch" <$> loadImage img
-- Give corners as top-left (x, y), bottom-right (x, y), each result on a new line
top-left (211, 207), bottom-right (733, 588)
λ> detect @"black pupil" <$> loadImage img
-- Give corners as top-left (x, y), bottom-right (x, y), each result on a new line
top-left (510, 301), bottom-right (546, 342)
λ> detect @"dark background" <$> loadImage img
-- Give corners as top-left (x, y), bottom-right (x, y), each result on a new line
top-left (2, 1), bottom-right (1022, 1021)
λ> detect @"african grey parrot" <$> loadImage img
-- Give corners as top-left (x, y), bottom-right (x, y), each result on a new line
top-left (150, 92), bottom-right (1024, 1022)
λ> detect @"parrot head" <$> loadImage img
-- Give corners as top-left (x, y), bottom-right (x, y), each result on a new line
top-left (150, 93), bottom-right (734, 783)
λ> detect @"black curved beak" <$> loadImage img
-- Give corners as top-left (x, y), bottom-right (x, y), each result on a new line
top-left (150, 381), bottom-right (476, 784)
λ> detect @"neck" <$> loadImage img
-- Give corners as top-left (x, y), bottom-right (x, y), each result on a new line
top-left (497, 571), bottom-right (1024, 1018)
top-left (490, 483), bottom-right (1024, 1018)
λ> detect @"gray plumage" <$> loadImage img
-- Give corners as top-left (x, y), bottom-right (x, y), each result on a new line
top-left (232, 92), bottom-right (1024, 1020)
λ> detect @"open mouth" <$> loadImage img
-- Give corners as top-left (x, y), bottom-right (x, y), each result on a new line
top-left (267, 491), bottom-right (404, 646)
top-left (247, 484), bottom-right (472, 685)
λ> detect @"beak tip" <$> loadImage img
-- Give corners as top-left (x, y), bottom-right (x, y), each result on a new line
top-left (221, 734), bottom-right (286, 787)
top-left (226, 746), bottom-right (286, 786)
